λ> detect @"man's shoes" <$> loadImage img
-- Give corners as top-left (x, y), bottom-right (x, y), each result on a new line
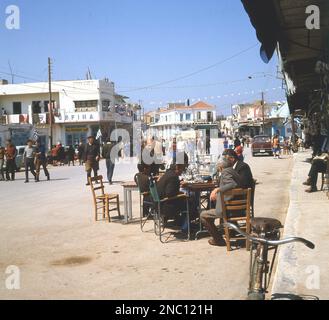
top-left (24, 180), bottom-right (29, 183)
top-left (305, 187), bottom-right (318, 193)
top-left (86, 183), bottom-right (90, 186)
top-left (47, 176), bottom-right (50, 181)
top-left (303, 179), bottom-right (311, 186)
top-left (208, 238), bottom-right (226, 247)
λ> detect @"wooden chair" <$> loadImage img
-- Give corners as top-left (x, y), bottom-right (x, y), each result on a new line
top-left (321, 161), bottom-right (329, 191)
top-left (220, 188), bottom-right (252, 252)
top-left (251, 179), bottom-right (257, 218)
top-left (89, 176), bottom-right (121, 222)
top-left (134, 173), bottom-right (155, 232)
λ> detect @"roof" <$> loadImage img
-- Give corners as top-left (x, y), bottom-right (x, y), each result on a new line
top-left (157, 101), bottom-right (215, 114)
top-left (242, 0), bottom-right (329, 114)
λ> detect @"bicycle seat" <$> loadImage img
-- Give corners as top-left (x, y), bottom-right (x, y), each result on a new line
top-left (251, 218), bottom-right (283, 234)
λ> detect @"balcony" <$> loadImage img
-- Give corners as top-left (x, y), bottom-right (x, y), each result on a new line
top-left (3, 114), bottom-right (29, 125)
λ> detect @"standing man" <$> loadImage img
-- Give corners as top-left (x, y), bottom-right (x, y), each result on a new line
top-left (23, 140), bottom-right (37, 183)
top-left (84, 136), bottom-right (100, 186)
top-left (206, 135), bottom-right (211, 155)
top-left (272, 135), bottom-right (281, 159)
top-left (102, 138), bottom-right (116, 185)
top-left (35, 140), bottom-right (50, 182)
top-left (5, 139), bottom-right (17, 181)
top-left (78, 140), bottom-right (85, 166)
top-left (0, 145), bottom-right (5, 181)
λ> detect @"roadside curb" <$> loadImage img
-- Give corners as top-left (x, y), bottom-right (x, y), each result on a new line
top-left (271, 151), bottom-right (329, 299)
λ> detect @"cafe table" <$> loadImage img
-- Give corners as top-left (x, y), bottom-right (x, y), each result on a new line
top-left (122, 181), bottom-right (139, 223)
top-left (183, 182), bottom-right (218, 240)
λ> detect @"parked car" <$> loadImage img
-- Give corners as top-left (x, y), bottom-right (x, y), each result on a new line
top-left (3, 146), bottom-right (26, 172)
top-left (251, 135), bottom-right (273, 157)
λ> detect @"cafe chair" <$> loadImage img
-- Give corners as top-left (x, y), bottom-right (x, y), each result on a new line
top-left (220, 188), bottom-right (252, 252)
top-left (89, 176), bottom-right (121, 222)
top-left (134, 173), bottom-right (155, 232)
top-left (149, 178), bottom-right (190, 243)
top-left (251, 179), bottom-right (257, 218)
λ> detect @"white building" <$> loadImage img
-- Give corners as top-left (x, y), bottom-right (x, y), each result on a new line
top-left (146, 101), bottom-right (218, 140)
top-left (0, 79), bottom-right (136, 147)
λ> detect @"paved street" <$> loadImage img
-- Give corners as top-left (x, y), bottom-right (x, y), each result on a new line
top-left (0, 143), bottom-right (293, 300)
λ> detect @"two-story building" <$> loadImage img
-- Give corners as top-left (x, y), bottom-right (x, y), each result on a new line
top-left (0, 79), bottom-right (136, 147)
top-left (146, 101), bottom-right (218, 140)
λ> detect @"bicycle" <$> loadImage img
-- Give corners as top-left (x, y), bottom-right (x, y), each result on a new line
top-left (222, 218), bottom-right (315, 300)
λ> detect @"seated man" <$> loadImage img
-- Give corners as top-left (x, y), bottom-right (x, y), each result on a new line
top-left (135, 162), bottom-right (153, 217)
top-left (156, 152), bottom-right (189, 222)
top-left (222, 149), bottom-right (254, 189)
top-left (303, 152), bottom-right (329, 193)
top-left (201, 158), bottom-right (243, 246)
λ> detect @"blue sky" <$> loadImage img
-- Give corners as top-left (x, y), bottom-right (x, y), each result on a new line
top-left (0, 0), bottom-right (285, 114)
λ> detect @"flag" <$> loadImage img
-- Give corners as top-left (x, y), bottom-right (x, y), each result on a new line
top-left (31, 128), bottom-right (39, 141)
top-left (96, 129), bottom-right (102, 140)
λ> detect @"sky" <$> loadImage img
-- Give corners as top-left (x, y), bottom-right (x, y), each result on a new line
top-left (0, 0), bottom-right (285, 114)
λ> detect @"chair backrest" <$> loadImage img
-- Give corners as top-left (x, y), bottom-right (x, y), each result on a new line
top-left (220, 188), bottom-right (252, 218)
top-left (149, 177), bottom-right (160, 203)
top-left (134, 173), bottom-right (144, 194)
top-left (89, 176), bottom-right (105, 202)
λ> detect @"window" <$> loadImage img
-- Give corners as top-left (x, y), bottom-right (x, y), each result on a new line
top-left (102, 100), bottom-right (111, 111)
top-left (44, 101), bottom-right (56, 113)
top-left (13, 102), bottom-right (22, 115)
top-left (197, 112), bottom-right (202, 120)
top-left (180, 114), bottom-right (184, 122)
top-left (74, 100), bottom-right (98, 111)
top-left (32, 101), bottom-right (42, 114)
top-left (186, 113), bottom-right (191, 121)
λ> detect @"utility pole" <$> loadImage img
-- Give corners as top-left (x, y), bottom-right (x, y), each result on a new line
top-left (261, 92), bottom-right (265, 135)
top-left (48, 57), bottom-right (53, 150)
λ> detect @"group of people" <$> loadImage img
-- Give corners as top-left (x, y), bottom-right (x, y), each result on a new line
top-left (0, 139), bottom-right (50, 183)
top-left (135, 146), bottom-right (254, 247)
top-left (50, 143), bottom-right (80, 167)
top-left (303, 136), bottom-right (329, 193)
top-left (223, 136), bottom-right (245, 162)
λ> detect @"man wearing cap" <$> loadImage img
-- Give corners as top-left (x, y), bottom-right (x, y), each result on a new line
top-left (201, 157), bottom-right (243, 246)
top-left (102, 138), bottom-right (117, 185)
top-left (222, 149), bottom-right (254, 189)
top-left (84, 136), bottom-right (100, 186)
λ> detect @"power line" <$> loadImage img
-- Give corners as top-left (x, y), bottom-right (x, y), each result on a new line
top-left (119, 44), bottom-right (259, 93)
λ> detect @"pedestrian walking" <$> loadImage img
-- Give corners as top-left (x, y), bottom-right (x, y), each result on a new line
top-left (35, 140), bottom-right (50, 182)
top-left (84, 136), bottom-right (101, 186)
top-left (272, 135), bottom-right (281, 159)
top-left (23, 139), bottom-right (37, 183)
top-left (67, 145), bottom-right (75, 166)
top-left (206, 135), bottom-right (211, 155)
top-left (102, 138), bottom-right (117, 185)
top-left (0, 145), bottom-right (5, 181)
top-left (78, 141), bottom-right (85, 166)
top-left (5, 140), bottom-right (17, 181)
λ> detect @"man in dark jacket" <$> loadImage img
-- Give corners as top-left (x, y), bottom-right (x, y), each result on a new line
top-left (156, 152), bottom-right (189, 220)
top-left (84, 136), bottom-right (100, 186)
top-left (201, 158), bottom-right (243, 246)
top-left (223, 149), bottom-right (254, 189)
top-left (102, 138), bottom-right (117, 185)
top-left (5, 140), bottom-right (17, 181)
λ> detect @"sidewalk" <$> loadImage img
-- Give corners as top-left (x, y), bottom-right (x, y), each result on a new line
top-left (272, 151), bottom-right (329, 300)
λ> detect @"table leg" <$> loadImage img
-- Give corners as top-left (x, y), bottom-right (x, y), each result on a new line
top-left (129, 189), bottom-right (133, 221)
top-left (124, 188), bottom-right (128, 223)
top-left (195, 191), bottom-right (210, 240)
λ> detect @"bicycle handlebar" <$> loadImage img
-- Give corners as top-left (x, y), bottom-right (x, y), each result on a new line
top-left (222, 223), bottom-right (315, 250)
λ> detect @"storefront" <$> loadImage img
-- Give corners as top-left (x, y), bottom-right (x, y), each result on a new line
top-left (65, 126), bottom-right (89, 146)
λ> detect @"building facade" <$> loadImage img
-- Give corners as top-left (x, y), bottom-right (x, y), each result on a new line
top-left (0, 79), bottom-right (136, 147)
top-left (145, 101), bottom-right (218, 139)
